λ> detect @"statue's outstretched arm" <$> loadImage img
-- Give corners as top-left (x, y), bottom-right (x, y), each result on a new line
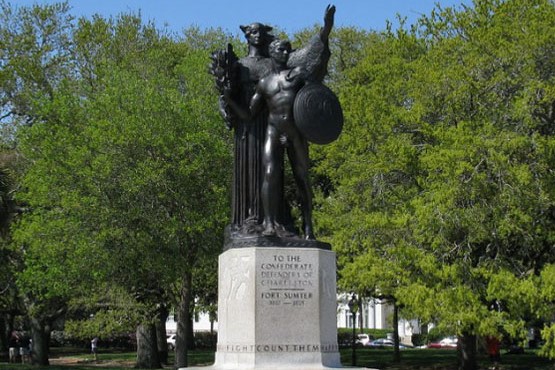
top-left (320, 5), bottom-right (336, 42)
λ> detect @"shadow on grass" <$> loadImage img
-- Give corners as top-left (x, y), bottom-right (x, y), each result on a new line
top-left (340, 347), bottom-right (554, 370)
top-left (1, 347), bottom-right (553, 369)
top-left (0, 347), bottom-right (214, 370)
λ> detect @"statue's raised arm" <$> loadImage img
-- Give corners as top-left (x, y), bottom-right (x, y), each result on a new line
top-left (321, 4), bottom-right (335, 42)
top-left (287, 4), bottom-right (335, 82)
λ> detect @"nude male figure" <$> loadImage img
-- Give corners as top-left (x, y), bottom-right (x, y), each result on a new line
top-left (226, 39), bottom-right (315, 240)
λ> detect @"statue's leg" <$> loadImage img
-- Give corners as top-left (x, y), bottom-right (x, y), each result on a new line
top-left (288, 134), bottom-right (315, 240)
top-left (262, 125), bottom-right (283, 236)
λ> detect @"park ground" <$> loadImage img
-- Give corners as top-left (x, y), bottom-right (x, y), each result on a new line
top-left (0, 347), bottom-right (554, 370)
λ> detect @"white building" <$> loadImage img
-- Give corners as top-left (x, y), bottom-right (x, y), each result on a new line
top-left (165, 313), bottom-right (217, 334)
top-left (336, 294), bottom-right (392, 330)
top-left (336, 293), bottom-right (423, 345)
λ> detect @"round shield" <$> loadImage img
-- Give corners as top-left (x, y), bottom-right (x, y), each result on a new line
top-left (293, 83), bottom-right (343, 145)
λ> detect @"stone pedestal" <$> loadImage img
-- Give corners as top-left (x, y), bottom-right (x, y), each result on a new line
top-left (184, 246), bottom-right (371, 370)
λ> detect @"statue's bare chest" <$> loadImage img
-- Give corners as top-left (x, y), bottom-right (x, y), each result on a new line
top-left (264, 71), bottom-right (302, 96)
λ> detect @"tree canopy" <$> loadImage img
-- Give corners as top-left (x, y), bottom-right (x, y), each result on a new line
top-left (315, 0), bottom-right (555, 366)
top-left (1, 1), bottom-right (231, 366)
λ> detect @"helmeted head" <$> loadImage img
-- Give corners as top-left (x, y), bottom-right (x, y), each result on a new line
top-left (240, 22), bottom-right (274, 47)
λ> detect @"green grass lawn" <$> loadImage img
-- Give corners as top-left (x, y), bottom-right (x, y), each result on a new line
top-left (346, 347), bottom-right (554, 370)
top-left (0, 347), bottom-right (553, 369)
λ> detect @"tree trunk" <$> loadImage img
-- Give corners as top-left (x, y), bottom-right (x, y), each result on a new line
top-left (210, 313), bottom-right (215, 335)
top-left (176, 271), bottom-right (193, 368)
top-left (210, 314), bottom-right (216, 348)
top-left (188, 316), bottom-right (195, 349)
top-left (392, 302), bottom-right (400, 363)
top-left (358, 297), bottom-right (364, 333)
top-left (29, 317), bottom-right (50, 366)
top-left (0, 316), bottom-right (8, 352)
top-left (136, 322), bottom-right (161, 369)
top-left (155, 308), bottom-right (169, 365)
top-left (458, 333), bottom-right (477, 370)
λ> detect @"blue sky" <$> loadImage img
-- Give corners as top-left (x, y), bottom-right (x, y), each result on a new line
top-left (13, 0), bottom-right (470, 36)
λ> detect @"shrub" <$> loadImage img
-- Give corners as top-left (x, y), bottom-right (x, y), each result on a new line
top-left (194, 331), bottom-right (217, 349)
top-left (426, 327), bottom-right (451, 343)
top-left (411, 333), bottom-right (426, 346)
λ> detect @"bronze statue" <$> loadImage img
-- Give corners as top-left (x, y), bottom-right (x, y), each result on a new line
top-left (210, 5), bottom-right (342, 246)
top-left (225, 40), bottom-right (314, 239)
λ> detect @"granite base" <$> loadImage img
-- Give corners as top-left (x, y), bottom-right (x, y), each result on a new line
top-left (180, 245), bottom-right (375, 370)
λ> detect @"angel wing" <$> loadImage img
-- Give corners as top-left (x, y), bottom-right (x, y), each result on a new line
top-left (287, 4), bottom-right (335, 83)
top-left (287, 35), bottom-right (330, 83)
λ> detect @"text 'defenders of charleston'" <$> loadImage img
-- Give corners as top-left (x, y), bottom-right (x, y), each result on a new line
top-left (259, 254), bottom-right (315, 307)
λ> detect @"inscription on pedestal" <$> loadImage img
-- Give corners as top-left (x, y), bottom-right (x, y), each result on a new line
top-left (216, 343), bottom-right (339, 353)
top-left (213, 248), bottom-right (347, 369)
top-left (259, 253), bottom-right (316, 308)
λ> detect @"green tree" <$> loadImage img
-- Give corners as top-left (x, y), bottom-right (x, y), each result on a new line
top-left (4, 3), bottom-right (229, 367)
top-left (314, 20), bottom-right (424, 361)
top-left (402, 3), bottom-right (555, 367)
top-left (0, 1), bottom-right (77, 365)
top-left (315, 1), bottom-right (555, 369)
top-left (0, 148), bottom-right (25, 353)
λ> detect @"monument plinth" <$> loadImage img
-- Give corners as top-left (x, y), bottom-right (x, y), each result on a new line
top-left (184, 244), bottom-right (371, 370)
top-left (215, 246), bottom-right (339, 369)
